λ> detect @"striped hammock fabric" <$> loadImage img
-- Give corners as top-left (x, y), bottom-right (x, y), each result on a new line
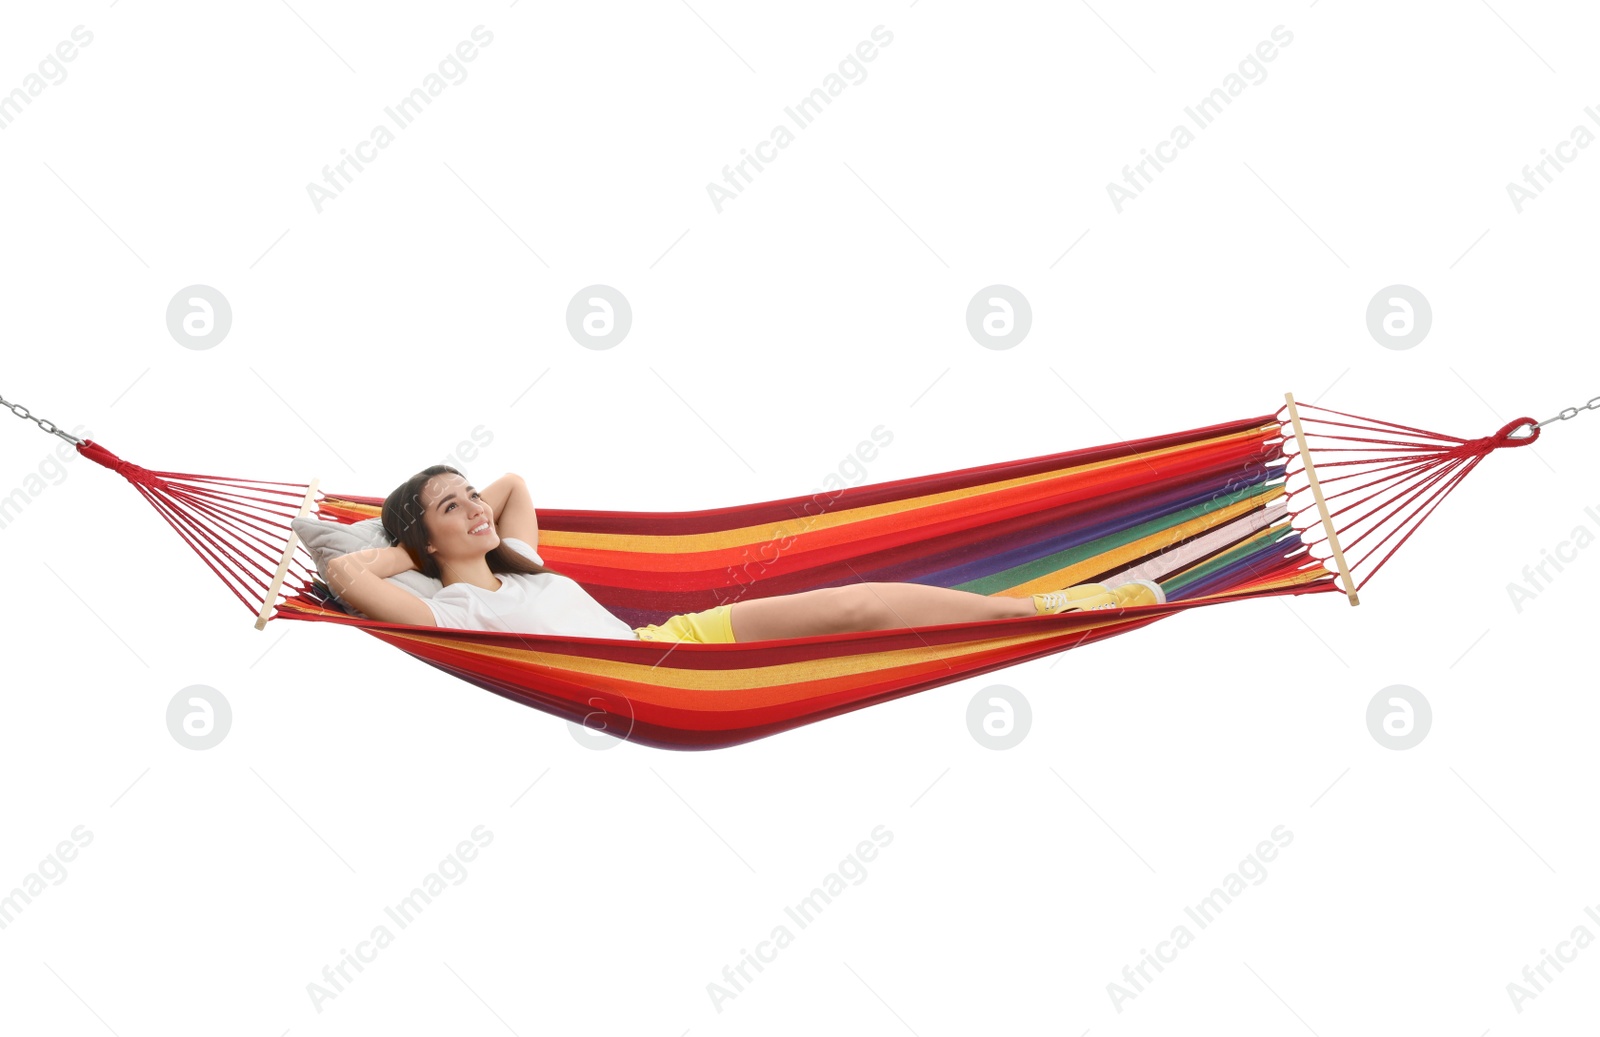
top-left (72, 399), bottom-right (1540, 749)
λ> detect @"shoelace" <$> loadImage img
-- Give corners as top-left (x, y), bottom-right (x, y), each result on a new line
top-left (1037, 590), bottom-right (1071, 612)
top-left (1039, 589), bottom-right (1111, 613)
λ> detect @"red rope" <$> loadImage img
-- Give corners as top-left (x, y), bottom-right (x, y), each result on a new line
top-left (75, 439), bottom-right (318, 618)
top-left (1274, 408), bottom-right (1539, 590)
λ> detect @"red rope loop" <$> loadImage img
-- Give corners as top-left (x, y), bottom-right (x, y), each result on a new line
top-left (1485, 416), bottom-right (1541, 449)
top-left (77, 439), bottom-right (152, 484)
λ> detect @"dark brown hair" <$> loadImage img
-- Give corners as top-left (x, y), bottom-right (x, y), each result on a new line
top-left (381, 465), bottom-right (558, 580)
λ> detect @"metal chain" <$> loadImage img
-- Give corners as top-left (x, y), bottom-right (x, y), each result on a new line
top-left (0, 394), bottom-right (85, 446)
top-left (1534, 393), bottom-right (1600, 430)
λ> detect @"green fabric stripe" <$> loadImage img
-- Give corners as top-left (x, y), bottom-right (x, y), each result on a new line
top-left (955, 480), bottom-right (1283, 595)
top-left (1162, 523), bottom-right (1299, 593)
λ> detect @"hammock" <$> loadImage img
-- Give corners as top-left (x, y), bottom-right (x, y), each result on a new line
top-left (7, 392), bottom-right (1556, 749)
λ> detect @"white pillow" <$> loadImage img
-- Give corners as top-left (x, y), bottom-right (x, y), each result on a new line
top-left (291, 517), bottom-right (444, 609)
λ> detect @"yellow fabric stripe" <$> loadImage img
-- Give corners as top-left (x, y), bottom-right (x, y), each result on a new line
top-left (1161, 518), bottom-right (1293, 583)
top-left (1003, 483), bottom-right (1287, 596)
top-left (1180, 562), bottom-right (1332, 602)
top-left (384, 613), bottom-right (1137, 701)
top-left (539, 424), bottom-right (1281, 556)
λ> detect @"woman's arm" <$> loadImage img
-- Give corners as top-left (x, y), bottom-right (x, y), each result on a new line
top-left (479, 473), bottom-right (538, 549)
top-left (326, 545), bottom-right (435, 626)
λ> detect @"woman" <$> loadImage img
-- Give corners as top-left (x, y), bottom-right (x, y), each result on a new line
top-left (325, 466), bottom-right (1166, 643)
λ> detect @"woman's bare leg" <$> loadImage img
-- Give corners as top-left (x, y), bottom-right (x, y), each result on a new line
top-left (728, 582), bottom-right (1034, 642)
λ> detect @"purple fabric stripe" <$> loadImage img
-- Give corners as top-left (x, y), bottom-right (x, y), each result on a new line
top-left (1167, 532), bottom-right (1304, 601)
top-left (540, 414), bottom-right (1281, 535)
top-left (821, 461), bottom-right (1288, 590)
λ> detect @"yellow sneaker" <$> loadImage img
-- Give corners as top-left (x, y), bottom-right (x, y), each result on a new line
top-left (1032, 578), bottom-right (1165, 615)
top-left (1033, 583), bottom-right (1115, 614)
top-left (1104, 578), bottom-right (1166, 609)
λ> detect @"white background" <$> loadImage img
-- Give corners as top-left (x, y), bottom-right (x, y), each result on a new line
top-left (2, 1), bottom-right (1597, 1033)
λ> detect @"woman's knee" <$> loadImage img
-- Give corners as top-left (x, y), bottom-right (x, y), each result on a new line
top-left (837, 584), bottom-right (891, 630)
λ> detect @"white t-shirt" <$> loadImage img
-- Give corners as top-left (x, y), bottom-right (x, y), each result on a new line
top-left (425, 537), bottom-right (639, 640)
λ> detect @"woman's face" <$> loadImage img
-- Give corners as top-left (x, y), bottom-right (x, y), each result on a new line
top-left (418, 472), bottom-right (499, 561)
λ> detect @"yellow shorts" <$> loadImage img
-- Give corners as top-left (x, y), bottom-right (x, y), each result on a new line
top-left (633, 603), bottom-right (737, 644)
